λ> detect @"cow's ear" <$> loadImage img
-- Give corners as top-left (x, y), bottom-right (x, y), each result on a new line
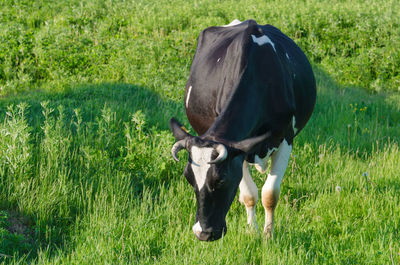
top-left (169, 118), bottom-right (192, 141)
top-left (229, 132), bottom-right (271, 154)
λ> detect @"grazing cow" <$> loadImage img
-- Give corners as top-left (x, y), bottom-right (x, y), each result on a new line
top-left (169, 19), bottom-right (316, 241)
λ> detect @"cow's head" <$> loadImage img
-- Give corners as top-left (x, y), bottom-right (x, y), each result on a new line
top-left (169, 118), bottom-right (269, 241)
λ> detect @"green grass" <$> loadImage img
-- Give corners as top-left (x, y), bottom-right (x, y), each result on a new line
top-left (0, 0), bottom-right (400, 264)
top-left (1, 0), bottom-right (400, 95)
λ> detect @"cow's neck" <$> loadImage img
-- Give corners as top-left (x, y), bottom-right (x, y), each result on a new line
top-left (204, 83), bottom-right (264, 142)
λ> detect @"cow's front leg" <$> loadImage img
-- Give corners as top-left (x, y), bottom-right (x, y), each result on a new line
top-left (239, 161), bottom-right (259, 231)
top-left (261, 140), bottom-right (292, 238)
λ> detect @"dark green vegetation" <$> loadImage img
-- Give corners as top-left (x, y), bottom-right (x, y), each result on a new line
top-left (0, 0), bottom-right (399, 264)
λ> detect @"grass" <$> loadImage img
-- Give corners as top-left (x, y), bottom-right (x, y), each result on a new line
top-left (0, 0), bottom-right (399, 264)
top-left (1, 0), bottom-right (400, 95)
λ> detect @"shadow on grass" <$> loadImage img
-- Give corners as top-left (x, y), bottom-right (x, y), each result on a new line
top-left (0, 82), bottom-right (186, 131)
top-left (300, 65), bottom-right (400, 156)
top-left (0, 83), bottom-right (186, 262)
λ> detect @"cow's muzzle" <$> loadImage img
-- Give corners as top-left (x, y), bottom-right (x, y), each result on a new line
top-left (192, 223), bottom-right (227, 241)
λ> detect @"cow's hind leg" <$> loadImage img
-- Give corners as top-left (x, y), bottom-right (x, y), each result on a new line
top-left (239, 161), bottom-right (259, 231)
top-left (262, 139), bottom-right (292, 238)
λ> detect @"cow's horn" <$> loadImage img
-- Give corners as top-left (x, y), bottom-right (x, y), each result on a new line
top-left (229, 132), bottom-right (272, 153)
top-left (208, 144), bottom-right (228, 164)
top-left (171, 139), bottom-right (187, 162)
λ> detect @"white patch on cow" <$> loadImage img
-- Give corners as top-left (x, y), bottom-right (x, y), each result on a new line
top-left (223, 19), bottom-right (242, 27)
top-left (239, 161), bottom-right (259, 230)
top-left (261, 139), bottom-right (292, 234)
top-left (293, 73), bottom-right (296, 79)
top-left (186, 85), bottom-right (192, 108)
top-left (191, 146), bottom-right (213, 191)
top-left (192, 221), bottom-right (203, 236)
top-left (252, 148), bottom-right (277, 173)
top-left (251, 34), bottom-right (276, 52)
top-left (217, 57), bottom-right (221, 62)
top-left (268, 140), bottom-right (292, 181)
top-left (285, 53), bottom-right (290, 59)
top-left (292, 116), bottom-right (298, 134)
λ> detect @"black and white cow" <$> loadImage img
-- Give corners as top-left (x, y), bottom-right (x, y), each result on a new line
top-left (170, 19), bottom-right (316, 241)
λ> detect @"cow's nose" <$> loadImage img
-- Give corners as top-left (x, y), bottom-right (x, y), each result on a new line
top-left (193, 222), bottom-right (213, 241)
top-left (192, 222), bottom-right (226, 241)
top-left (192, 221), bottom-right (203, 237)
top-left (195, 231), bottom-right (214, 241)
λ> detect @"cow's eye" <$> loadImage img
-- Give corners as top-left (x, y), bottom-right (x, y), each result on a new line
top-left (209, 178), bottom-right (224, 192)
top-left (216, 179), bottom-right (225, 188)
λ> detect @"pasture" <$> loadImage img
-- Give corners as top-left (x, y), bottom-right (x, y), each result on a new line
top-left (1, 0), bottom-right (400, 264)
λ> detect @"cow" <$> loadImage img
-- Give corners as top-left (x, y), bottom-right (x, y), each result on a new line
top-left (169, 19), bottom-right (316, 241)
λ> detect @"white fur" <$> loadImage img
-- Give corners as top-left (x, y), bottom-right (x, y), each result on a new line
top-left (239, 161), bottom-right (259, 229)
top-left (286, 53), bottom-right (290, 59)
top-left (192, 221), bottom-right (202, 236)
top-left (223, 19), bottom-right (242, 27)
top-left (251, 148), bottom-right (277, 173)
top-left (186, 86), bottom-right (192, 108)
top-left (262, 140), bottom-right (292, 194)
top-left (190, 146), bottom-right (213, 191)
top-left (262, 139), bottom-right (292, 233)
top-left (251, 34), bottom-right (276, 52)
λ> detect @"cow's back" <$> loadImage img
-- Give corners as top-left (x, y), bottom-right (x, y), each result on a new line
top-left (184, 22), bottom-right (254, 134)
top-left (185, 20), bottom-right (316, 137)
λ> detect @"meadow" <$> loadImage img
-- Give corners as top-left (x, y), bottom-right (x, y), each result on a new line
top-left (0, 0), bottom-right (400, 264)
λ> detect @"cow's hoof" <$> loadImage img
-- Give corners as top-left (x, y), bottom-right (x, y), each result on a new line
top-left (246, 224), bottom-right (260, 235)
top-left (263, 229), bottom-right (273, 239)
